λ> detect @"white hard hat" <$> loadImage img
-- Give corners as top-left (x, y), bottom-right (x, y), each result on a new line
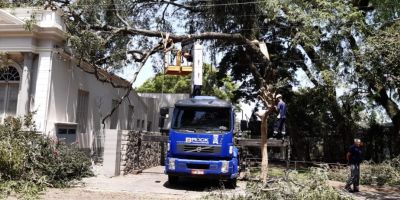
top-left (276, 94), bottom-right (282, 99)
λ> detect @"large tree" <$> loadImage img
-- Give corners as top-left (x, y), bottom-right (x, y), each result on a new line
top-left (348, 0), bottom-right (400, 155)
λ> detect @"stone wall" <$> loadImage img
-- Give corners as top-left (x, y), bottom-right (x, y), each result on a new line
top-left (121, 131), bottom-right (166, 174)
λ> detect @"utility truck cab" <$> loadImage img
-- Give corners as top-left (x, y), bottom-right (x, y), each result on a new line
top-left (165, 96), bottom-right (239, 187)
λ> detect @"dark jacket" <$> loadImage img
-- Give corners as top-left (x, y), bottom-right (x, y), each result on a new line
top-left (348, 144), bottom-right (363, 164)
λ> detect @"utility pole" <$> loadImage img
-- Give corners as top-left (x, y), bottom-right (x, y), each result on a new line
top-left (191, 43), bottom-right (203, 97)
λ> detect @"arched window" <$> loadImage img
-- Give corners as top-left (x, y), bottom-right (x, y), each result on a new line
top-left (0, 66), bottom-right (20, 81)
top-left (0, 66), bottom-right (20, 121)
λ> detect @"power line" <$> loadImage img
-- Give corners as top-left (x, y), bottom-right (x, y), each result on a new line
top-left (61, 2), bottom-right (400, 31)
top-left (64, 1), bottom-right (400, 9)
top-left (124, 15), bottom-right (400, 35)
top-left (51, 2), bottom-right (400, 46)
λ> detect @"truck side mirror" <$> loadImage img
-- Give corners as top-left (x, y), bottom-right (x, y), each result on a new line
top-left (160, 107), bottom-right (169, 117)
top-left (240, 120), bottom-right (248, 131)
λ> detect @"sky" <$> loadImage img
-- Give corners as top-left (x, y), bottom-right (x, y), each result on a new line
top-left (117, 61), bottom-right (154, 88)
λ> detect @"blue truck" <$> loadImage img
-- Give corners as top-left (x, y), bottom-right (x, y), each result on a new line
top-left (164, 96), bottom-right (239, 188)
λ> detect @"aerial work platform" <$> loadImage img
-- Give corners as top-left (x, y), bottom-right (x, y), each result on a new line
top-left (165, 50), bottom-right (193, 75)
top-left (165, 65), bottom-right (192, 75)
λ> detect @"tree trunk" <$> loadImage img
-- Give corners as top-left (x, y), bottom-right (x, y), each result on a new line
top-left (371, 84), bottom-right (400, 155)
top-left (260, 113), bottom-right (269, 184)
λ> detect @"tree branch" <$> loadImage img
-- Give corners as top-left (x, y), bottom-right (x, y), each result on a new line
top-left (155, 0), bottom-right (204, 13)
top-left (111, 0), bottom-right (131, 28)
top-left (83, 25), bottom-right (272, 85)
top-left (101, 43), bottom-right (164, 127)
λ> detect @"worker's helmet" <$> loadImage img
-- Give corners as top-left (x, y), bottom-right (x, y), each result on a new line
top-left (276, 94), bottom-right (282, 99)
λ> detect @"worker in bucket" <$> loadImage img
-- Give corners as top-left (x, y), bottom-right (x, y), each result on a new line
top-left (274, 94), bottom-right (286, 138)
top-left (345, 138), bottom-right (363, 193)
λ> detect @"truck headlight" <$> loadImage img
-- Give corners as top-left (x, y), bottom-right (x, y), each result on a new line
top-left (169, 158), bottom-right (176, 170)
top-left (167, 142), bottom-right (170, 151)
top-left (229, 146), bottom-right (233, 154)
top-left (221, 161), bottom-right (229, 173)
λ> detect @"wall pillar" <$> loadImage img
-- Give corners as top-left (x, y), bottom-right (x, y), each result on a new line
top-left (32, 51), bottom-right (53, 133)
top-left (16, 52), bottom-right (33, 116)
top-left (103, 129), bottom-right (122, 177)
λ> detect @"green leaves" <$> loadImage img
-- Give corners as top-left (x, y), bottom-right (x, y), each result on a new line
top-left (137, 73), bottom-right (190, 94)
top-left (358, 21), bottom-right (400, 94)
top-left (0, 115), bottom-right (93, 198)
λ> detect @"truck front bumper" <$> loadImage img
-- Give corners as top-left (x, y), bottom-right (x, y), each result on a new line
top-left (165, 157), bottom-right (238, 180)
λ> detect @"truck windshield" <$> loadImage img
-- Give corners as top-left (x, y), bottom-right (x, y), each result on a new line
top-left (172, 107), bottom-right (231, 132)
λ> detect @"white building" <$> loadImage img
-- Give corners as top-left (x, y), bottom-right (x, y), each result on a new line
top-left (0, 8), bottom-right (152, 151)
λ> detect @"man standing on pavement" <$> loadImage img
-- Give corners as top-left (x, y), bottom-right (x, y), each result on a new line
top-left (275, 94), bottom-right (286, 137)
top-left (345, 138), bottom-right (363, 193)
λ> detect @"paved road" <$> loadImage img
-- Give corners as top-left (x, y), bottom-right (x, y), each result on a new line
top-left (43, 166), bottom-right (246, 200)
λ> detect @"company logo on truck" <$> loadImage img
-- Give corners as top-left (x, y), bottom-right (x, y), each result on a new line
top-left (212, 134), bottom-right (219, 144)
top-left (185, 137), bottom-right (209, 144)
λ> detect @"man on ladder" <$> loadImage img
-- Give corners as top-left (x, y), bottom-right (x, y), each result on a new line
top-left (274, 94), bottom-right (286, 138)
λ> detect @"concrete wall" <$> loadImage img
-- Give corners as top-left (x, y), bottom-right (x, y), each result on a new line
top-left (2, 8), bottom-right (65, 31)
top-left (121, 130), bottom-right (166, 175)
top-left (139, 97), bottom-right (158, 132)
top-left (101, 130), bottom-right (166, 176)
top-left (103, 129), bottom-right (122, 177)
top-left (138, 93), bottom-right (189, 131)
top-left (45, 55), bottom-right (149, 150)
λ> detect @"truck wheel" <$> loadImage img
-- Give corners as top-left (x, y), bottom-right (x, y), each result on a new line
top-left (225, 178), bottom-right (237, 189)
top-left (168, 175), bottom-right (179, 185)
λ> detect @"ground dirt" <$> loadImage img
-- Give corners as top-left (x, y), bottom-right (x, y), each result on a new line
top-left (38, 166), bottom-right (400, 200)
top-left (41, 166), bottom-right (246, 200)
top-left (329, 180), bottom-right (400, 200)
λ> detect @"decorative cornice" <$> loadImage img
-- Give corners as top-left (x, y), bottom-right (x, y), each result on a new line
top-left (0, 24), bottom-right (65, 41)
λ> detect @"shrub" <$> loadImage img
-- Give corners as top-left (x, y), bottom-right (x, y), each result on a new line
top-left (328, 157), bottom-right (400, 186)
top-left (327, 166), bottom-right (347, 183)
top-left (0, 115), bottom-right (93, 199)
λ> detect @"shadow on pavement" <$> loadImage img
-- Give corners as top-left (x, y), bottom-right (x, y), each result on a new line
top-left (330, 180), bottom-right (400, 200)
top-left (352, 187), bottom-right (400, 200)
top-left (163, 177), bottom-right (236, 192)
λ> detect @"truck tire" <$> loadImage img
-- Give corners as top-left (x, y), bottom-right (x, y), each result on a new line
top-left (168, 175), bottom-right (179, 185)
top-left (225, 178), bottom-right (237, 189)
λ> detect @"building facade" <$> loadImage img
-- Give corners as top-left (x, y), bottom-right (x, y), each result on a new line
top-left (0, 8), bottom-right (151, 151)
